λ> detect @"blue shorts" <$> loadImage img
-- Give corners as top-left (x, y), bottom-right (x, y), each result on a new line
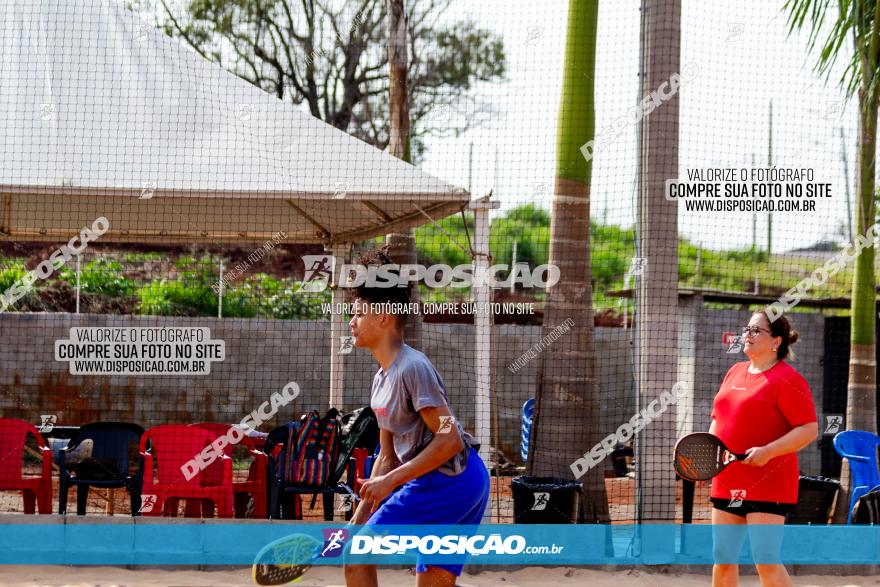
top-left (366, 447), bottom-right (489, 576)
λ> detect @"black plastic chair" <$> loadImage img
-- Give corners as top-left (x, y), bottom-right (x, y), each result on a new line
top-left (264, 425), bottom-right (365, 521)
top-left (58, 422), bottom-right (144, 516)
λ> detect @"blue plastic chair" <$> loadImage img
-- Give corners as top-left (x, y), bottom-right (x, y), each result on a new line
top-left (521, 399), bottom-right (535, 463)
top-left (363, 442), bottom-right (381, 478)
top-left (832, 430), bottom-right (880, 524)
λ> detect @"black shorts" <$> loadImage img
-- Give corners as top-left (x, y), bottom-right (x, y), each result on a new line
top-left (710, 497), bottom-right (793, 518)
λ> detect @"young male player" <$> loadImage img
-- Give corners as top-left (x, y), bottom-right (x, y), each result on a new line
top-left (345, 248), bottom-right (489, 587)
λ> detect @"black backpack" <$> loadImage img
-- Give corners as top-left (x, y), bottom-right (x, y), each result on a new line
top-left (852, 487), bottom-right (880, 524)
top-left (332, 407), bottom-right (379, 485)
top-left (269, 407), bottom-right (378, 488)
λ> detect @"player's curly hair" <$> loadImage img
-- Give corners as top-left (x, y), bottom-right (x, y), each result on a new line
top-left (349, 245), bottom-right (412, 324)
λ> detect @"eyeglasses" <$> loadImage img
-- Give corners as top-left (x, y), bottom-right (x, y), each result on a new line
top-left (741, 326), bottom-right (771, 337)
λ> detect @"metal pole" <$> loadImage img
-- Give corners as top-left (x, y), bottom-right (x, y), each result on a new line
top-left (695, 246), bottom-right (701, 284)
top-left (634, 0), bottom-right (647, 530)
top-left (218, 259), bottom-right (223, 318)
top-left (468, 142), bottom-right (474, 193)
top-left (767, 100), bottom-right (773, 256)
top-left (751, 153), bottom-right (757, 258)
top-left (328, 243), bottom-right (351, 410)
top-left (494, 146), bottom-right (499, 197)
top-left (510, 240), bottom-right (517, 294)
top-left (75, 255), bottom-right (81, 314)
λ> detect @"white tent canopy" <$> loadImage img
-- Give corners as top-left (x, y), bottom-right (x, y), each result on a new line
top-left (0, 0), bottom-right (469, 245)
top-left (0, 0), bottom-right (494, 466)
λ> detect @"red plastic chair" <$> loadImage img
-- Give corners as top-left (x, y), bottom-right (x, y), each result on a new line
top-left (350, 448), bottom-right (369, 493)
top-left (187, 423), bottom-right (268, 518)
top-left (0, 418), bottom-right (53, 514)
top-left (138, 425), bottom-right (234, 518)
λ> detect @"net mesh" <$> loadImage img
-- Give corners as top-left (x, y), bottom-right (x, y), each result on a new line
top-left (0, 0), bottom-right (858, 527)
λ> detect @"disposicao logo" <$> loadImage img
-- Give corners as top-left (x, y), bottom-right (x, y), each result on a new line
top-left (320, 528), bottom-right (349, 558)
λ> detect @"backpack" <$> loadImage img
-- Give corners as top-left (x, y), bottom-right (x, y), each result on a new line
top-left (852, 486), bottom-right (880, 524)
top-left (332, 407), bottom-right (379, 485)
top-left (282, 408), bottom-right (340, 487)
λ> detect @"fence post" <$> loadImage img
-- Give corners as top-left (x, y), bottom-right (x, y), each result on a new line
top-left (469, 197), bottom-right (499, 466)
top-left (635, 0), bottom-right (680, 526)
top-left (218, 259), bottom-right (223, 318)
top-left (75, 254), bottom-right (81, 314)
top-left (328, 243), bottom-right (350, 410)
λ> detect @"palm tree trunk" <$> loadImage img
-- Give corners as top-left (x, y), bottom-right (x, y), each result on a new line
top-left (384, 0), bottom-right (422, 350)
top-left (782, 0), bottom-right (880, 526)
top-left (527, 0), bottom-right (609, 524)
top-left (849, 85), bottom-right (878, 434)
top-left (834, 83), bottom-right (880, 523)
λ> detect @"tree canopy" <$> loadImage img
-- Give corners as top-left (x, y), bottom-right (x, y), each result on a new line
top-left (135, 0), bottom-right (506, 162)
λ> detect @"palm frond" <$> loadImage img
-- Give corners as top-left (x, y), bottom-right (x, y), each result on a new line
top-left (784, 0), bottom-right (864, 99)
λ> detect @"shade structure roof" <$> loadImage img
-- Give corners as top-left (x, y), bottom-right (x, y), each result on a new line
top-left (0, 0), bottom-right (469, 245)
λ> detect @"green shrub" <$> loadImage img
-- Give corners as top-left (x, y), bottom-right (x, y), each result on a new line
top-left (244, 275), bottom-right (330, 320)
top-left (122, 252), bottom-right (162, 263)
top-left (59, 258), bottom-right (134, 296)
top-left (592, 250), bottom-right (627, 287)
top-left (137, 256), bottom-right (222, 316)
top-left (0, 261), bottom-right (28, 293)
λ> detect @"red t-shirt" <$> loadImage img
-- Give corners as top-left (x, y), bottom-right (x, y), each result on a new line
top-left (710, 360), bottom-right (816, 504)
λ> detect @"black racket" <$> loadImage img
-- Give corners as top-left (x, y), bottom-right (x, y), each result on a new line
top-left (673, 432), bottom-right (748, 481)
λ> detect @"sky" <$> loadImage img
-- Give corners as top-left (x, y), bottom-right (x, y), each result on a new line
top-left (419, 0), bottom-right (860, 254)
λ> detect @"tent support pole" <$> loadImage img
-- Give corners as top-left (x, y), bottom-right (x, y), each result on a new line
top-left (329, 242), bottom-right (351, 410)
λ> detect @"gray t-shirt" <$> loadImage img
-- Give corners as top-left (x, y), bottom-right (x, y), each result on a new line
top-left (369, 344), bottom-right (476, 476)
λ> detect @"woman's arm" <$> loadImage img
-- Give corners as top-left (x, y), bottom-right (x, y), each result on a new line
top-left (742, 421), bottom-right (819, 467)
top-left (358, 405), bottom-right (464, 509)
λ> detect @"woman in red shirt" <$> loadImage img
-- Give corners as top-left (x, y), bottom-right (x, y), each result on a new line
top-left (709, 310), bottom-right (818, 587)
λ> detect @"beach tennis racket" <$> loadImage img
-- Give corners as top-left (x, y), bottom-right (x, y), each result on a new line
top-left (252, 487), bottom-right (361, 585)
top-left (673, 432), bottom-right (748, 481)
top-left (252, 533), bottom-right (323, 585)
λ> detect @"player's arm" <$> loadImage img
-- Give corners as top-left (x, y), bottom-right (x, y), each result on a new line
top-left (368, 428), bottom-right (401, 478)
top-left (765, 422), bottom-right (819, 456)
top-left (743, 422), bottom-right (818, 466)
top-left (745, 375), bottom-right (819, 466)
top-left (359, 405), bottom-right (464, 509)
top-left (350, 428), bottom-right (398, 524)
top-left (385, 405), bottom-right (464, 486)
